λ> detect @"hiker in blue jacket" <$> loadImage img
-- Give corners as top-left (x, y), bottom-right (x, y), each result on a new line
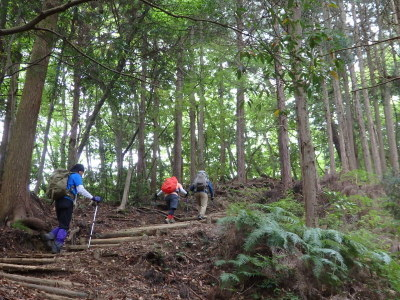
top-left (43, 164), bottom-right (101, 253)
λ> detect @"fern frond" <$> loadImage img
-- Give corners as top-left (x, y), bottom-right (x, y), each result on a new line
top-left (215, 259), bottom-right (228, 266)
top-left (244, 219), bottom-right (290, 251)
top-left (220, 272), bottom-right (240, 285)
top-left (370, 251), bottom-right (391, 264)
top-left (320, 229), bottom-right (343, 244)
top-left (309, 247), bottom-right (345, 267)
top-left (233, 253), bottom-right (251, 267)
top-left (303, 227), bottom-right (323, 247)
top-left (217, 216), bottom-right (237, 226)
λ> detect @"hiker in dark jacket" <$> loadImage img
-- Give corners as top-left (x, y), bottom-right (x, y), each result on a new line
top-left (43, 164), bottom-right (101, 253)
top-left (189, 170), bottom-right (214, 220)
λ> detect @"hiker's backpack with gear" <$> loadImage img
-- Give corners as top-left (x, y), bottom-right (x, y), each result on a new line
top-left (193, 172), bottom-right (207, 192)
top-left (46, 169), bottom-right (73, 201)
top-left (161, 176), bottom-right (178, 194)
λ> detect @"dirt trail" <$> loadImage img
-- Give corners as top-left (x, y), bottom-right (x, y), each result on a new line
top-left (0, 203), bottom-right (226, 299)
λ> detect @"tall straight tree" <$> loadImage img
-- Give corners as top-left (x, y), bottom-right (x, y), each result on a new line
top-left (273, 20), bottom-right (292, 190)
top-left (172, 38), bottom-right (184, 180)
top-left (235, 0), bottom-right (246, 183)
top-left (136, 47), bottom-right (148, 198)
top-left (352, 3), bottom-right (382, 178)
top-left (0, 51), bottom-right (20, 180)
top-left (321, 78), bottom-right (336, 174)
top-left (325, 4), bottom-right (350, 172)
top-left (197, 24), bottom-right (206, 171)
top-left (287, 0), bottom-right (318, 227)
top-left (0, 0), bottom-right (60, 223)
top-left (150, 75), bottom-right (160, 192)
top-left (377, 7), bottom-right (399, 175)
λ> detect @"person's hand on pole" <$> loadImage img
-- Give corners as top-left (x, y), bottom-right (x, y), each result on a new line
top-left (91, 196), bottom-right (102, 206)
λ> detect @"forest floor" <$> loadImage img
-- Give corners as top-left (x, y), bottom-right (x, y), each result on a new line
top-left (0, 186), bottom-right (234, 300)
top-left (0, 176), bottom-right (394, 299)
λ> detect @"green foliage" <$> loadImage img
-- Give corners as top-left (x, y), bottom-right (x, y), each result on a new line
top-left (11, 221), bottom-right (30, 232)
top-left (340, 169), bottom-right (379, 185)
top-left (268, 192), bottom-right (304, 218)
top-left (319, 189), bottom-right (383, 231)
top-left (382, 173), bottom-right (400, 219)
top-left (217, 204), bottom-right (398, 296)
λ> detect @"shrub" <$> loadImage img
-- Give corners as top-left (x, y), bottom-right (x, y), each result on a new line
top-left (216, 204), bottom-right (399, 298)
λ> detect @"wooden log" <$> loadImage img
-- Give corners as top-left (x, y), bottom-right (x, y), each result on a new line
top-left (0, 271), bottom-right (85, 288)
top-left (97, 222), bottom-right (191, 238)
top-left (0, 258), bottom-right (55, 265)
top-left (10, 253), bottom-right (56, 258)
top-left (0, 263), bottom-right (72, 272)
top-left (67, 243), bottom-right (120, 250)
top-left (7, 281), bottom-right (87, 298)
top-left (90, 235), bottom-right (152, 245)
top-left (40, 292), bottom-right (76, 300)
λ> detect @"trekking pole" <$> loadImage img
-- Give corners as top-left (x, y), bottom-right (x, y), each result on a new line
top-left (87, 203), bottom-right (99, 249)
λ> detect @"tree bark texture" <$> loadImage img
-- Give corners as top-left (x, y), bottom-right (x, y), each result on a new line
top-left (274, 54), bottom-right (292, 189)
top-left (321, 79), bottom-right (336, 174)
top-left (288, 1), bottom-right (317, 227)
top-left (0, 0), bottom-right (60, 223)
top-left (172, 42), bottom-right (184, 180)
top-left (235, 0), bottom-right (246, 183)
top-left (352, 4), bottom-right (382, 177)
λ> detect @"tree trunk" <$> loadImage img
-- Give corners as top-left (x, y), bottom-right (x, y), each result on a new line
top-left (150, 78), bottom-right (160, 193)
top-left (235, 0), bottom-right (246, 183)
top-left (348, 64), bottom-right (373, 174)
top-left (0, 0), bottom-right (60, 223)
top-left (34, 43), bottom-right (65, 194)
top-left (218, 67), bottom-right (227, 182)
top-left (197, 25), bottom-right (206, 171)
top-left (321, 79), bottom-right (336, 174)
top-left (366, 45), bottom-right (386, 174)
top-left (136, 57), bottom-right (147, 198)
top-left (352, 3), bottom-right (382, 178)
top-left (172, 41), bottom-right (184, 180)
top-left (274, 27), bottom-right (292, 190)
top-left (117, 166), bottom-right (133, 211)
top-left (189, 91), bottom-right (197, 182)
top-left (339, 69), bottom-right (358, 169)
top-left (0, 52), bottom-right (20, 182)
top-left (75, 57), bottom-right (127, 162)
top-left (67, 67), bottom-right (81, 168)
top-left (377, 5), bottom-right (399, 174)
top-left (0, 0), bottom-right (10, 87)
top-left (288, 1), bottom-right (317, 227)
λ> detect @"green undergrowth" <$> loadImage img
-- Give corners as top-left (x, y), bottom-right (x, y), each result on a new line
top-left (215, 197), bottom-right (400, 299)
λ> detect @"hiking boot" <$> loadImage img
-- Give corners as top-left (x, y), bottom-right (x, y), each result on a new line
top-left (42, 232), bottom-right (55, 241)
top-left (41, 232), bottom-right (55, 250)
top-left (51, 242), bottom-right (63, 254)
top-left (198, 215), bottom-right (206, 220)
top-left (165, 218), bottom-right (176, 224)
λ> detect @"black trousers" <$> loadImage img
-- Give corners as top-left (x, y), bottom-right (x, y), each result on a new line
top-left (55, 198), bottom-right (74, 230)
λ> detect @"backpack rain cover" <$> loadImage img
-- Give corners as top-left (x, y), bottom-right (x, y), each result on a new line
top-left (161, 176), bottom-right (178, 194)
top-left (194, 172), bottom-right (207, 192)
